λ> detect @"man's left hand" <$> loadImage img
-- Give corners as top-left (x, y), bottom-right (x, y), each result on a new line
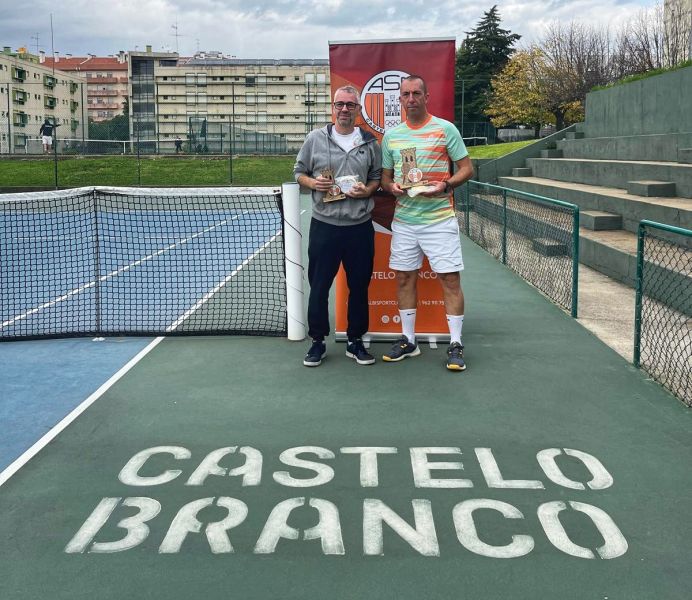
top-left (346, 182), bottom-right (370, 198)
top-left (418, 181), bottom-right (447, 197)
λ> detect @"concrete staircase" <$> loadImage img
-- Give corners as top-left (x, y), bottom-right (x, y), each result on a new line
top-left (497, 125), bottom-right (692, 288)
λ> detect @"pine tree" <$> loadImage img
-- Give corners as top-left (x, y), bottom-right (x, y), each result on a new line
top-left (456, 6), bottom-right (521, 128)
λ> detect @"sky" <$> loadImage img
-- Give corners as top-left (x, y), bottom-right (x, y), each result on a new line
top-left (1, 0), bottom-right (655, 59)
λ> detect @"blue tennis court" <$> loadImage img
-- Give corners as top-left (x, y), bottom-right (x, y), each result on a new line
top-left (1, 188), bottom-right (285, 339)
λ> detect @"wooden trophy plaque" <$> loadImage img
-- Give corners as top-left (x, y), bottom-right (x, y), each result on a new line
top-left (321, 168), bottom-right (346, 202)
top-left (399, 148), bottom-right (428, 190)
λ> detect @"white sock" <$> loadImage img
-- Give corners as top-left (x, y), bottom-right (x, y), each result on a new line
top-left (447, 314), bottom-right (464, 344)
top-left (400, 309), bottom-right (417, 343)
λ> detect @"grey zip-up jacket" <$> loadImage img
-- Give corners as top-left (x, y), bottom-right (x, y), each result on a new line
top-left (294, 124), bottom-right (382, 226)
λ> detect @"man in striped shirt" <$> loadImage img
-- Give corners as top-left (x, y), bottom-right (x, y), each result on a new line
top-left (381, 75), bottom-right (474, 371)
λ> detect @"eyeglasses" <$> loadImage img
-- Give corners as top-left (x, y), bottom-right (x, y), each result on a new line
top-left (333, 101), bottom-right (359, 111)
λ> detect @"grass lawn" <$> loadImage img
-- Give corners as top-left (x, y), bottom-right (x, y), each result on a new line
top-left (0, 156), bottom-right (296, 188)
top-left (0, 141), bottom-right (537, 189)
top-left (468, 139), bottom-right (535, 159)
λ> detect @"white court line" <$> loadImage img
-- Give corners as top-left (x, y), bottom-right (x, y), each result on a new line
top-left (1, 215), bottom-right (241, 330)
top-left (0, 215), bottom-right (287, 488)
top-left (0, 336), bottom-right (165, 488)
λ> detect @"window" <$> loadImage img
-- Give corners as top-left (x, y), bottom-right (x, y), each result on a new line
top-left (246, 111), bottom-right (256, 123)
top-left (246, 93), bottom-right (256, 105)
top-left (305, 73), bottom-right (315, 83)
top-left (245, 75), bottom-right (256, 87)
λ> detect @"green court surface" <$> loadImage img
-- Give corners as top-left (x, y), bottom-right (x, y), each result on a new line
top-left (1, 235), bottom-right (691, 599)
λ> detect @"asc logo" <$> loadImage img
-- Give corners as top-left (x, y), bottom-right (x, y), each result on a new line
top-left (360, 70), bottom-right (409, 135)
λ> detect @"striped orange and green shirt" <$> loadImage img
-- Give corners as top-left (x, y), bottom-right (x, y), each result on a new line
top-left (382, 115), bottom-right (468, 225)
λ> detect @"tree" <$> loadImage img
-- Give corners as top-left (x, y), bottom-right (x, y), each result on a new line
top-left (537, 22), bottom-right (612, 129)
top-left (455, 6), bottom-right (521, 126)
top-left (485, 48), bottom-right (553, 138)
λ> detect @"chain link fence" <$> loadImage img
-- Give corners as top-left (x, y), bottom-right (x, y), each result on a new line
top-left (0, 80), bottom-right (331, 157)
top-left (634, 221), bottom-right (692, 406)
top-left (458, 181), bottom-right (579, 316)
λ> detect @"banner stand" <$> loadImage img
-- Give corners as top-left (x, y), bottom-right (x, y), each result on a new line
top-left (329, 37), bottom-right (457, 344)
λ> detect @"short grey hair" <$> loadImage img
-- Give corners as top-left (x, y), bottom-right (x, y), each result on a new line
top-left (333, 85), bottom-right (361, 104)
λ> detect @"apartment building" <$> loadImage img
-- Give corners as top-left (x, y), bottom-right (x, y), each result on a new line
top-left (129, 47), bottom-right (331, 153)
top-left (41, 52), bottom-right (129, 122)
top-left (0, 47), bottom-right (87, 153)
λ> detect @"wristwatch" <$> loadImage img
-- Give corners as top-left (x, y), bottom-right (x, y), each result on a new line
top-left (444, 181), bottom-right (454, 195)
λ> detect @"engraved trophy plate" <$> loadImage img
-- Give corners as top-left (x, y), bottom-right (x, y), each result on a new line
top-left (321, 168), bottom-right (346, 202)
top-left (399, 148), bottom-right (428, 189)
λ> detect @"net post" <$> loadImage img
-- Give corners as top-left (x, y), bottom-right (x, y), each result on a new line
top-left (282, 182), bottom-right (306, 341)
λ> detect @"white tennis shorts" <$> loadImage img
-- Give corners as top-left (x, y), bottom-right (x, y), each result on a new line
top-left (389, 217), bottom-right (464, 273)
top-left (42, 136), bottom-right (52, 146)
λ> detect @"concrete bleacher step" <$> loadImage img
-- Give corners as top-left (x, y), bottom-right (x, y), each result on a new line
top-left (679, 149), bottom-right (692, 164)
top-left (581, 210), bottom-right (622, 231)
top-left (578, 229), bottom-right (638, 287)
top-left (511, 167), bottom-right (532, 177)
top-left (627, 180), bottom-right (676, 197)
top-left (540, 149), bottom-right (563, 158)
top-left (496, 176), bottom-right (692, 234)
top-left (565, 132), bottom-right (584, 140)
top-left (524, 158), bottom-right (692, 198)
top-left (557, 132), bottom-right (692, 162)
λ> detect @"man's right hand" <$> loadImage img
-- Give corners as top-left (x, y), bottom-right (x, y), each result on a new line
top-left (387, 182), bottom-right (406, 197)
top-left (312, 175), bottom-right (333, 192)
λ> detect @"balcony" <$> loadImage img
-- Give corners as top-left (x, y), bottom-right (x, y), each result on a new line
top-left (44, 75), bottom-right (58, 89)
top-left (12, 67), bottom-right (27, 82)
top-left (70, 82), bottom-right (79, 94)
top-left (12, 89), bottom-right (28, 104)
top-left (13, 111), bottom-right (29, 127)
top-left (70, 100), bottom-right (79, 112)
top-left (70, 119), bottom-right (79, 131)
top-left (44, 95), bottom-right (57, 109)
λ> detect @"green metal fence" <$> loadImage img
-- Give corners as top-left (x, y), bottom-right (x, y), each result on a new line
top-left (459, 181), bottom-right (579, 317)
top-left (634, 220), bottom-right (691, 406)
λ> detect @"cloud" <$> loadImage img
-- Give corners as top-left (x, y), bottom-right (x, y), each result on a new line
top-left (0, 0), bottom-right (654, 58)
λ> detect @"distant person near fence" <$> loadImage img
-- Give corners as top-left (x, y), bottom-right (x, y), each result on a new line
top-left (39, 119), bottom-right (59, 154)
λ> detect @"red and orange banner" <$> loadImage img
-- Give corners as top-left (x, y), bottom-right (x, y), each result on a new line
top-left (328, 38), bottom-right (456, 340)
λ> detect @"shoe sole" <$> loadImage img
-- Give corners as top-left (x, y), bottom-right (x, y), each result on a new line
top-left (303, 349), bottom-right (326, 367)
top-left (345, 351), bottom-right (375, 365)
top-left (382, 346), bottom-right (421, 362)
top-left (446, 363), bottom-right (466, 371)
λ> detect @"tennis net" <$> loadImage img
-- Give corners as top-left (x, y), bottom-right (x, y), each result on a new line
top-left (0, 187), bottom-right (287, 340)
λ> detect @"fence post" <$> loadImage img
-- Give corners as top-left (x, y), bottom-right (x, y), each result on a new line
top-left (571, 208), bottom-right (579, 318)
top-left (465, 182), bottom-right (470, 236)
top-left (501, 188), bottom-right (507, 264)
top-left (81, 82), bottom-right (86, 151)
top-left (633, 222), bottom-right (646, 368)
top-left (6, 87), bottom-right (11, 155)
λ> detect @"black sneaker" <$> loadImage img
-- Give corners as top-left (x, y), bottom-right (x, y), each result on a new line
top-left (446, 341), bottom-right (466, 371)
top-left (346, 338), bottom-right (375, 365)
top-left (303, 339), bottom-right (326, 367)
top-left (382, 336), bottom-right (421, 362)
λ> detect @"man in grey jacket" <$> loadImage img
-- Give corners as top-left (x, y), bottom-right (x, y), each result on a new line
top-left (294, 85), bottom-right (382, 367)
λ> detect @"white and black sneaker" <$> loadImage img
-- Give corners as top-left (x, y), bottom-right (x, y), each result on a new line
top-left (345, 338), bottom-right (375, 365)
top-left (303, 339), bottom-right (326, 367)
